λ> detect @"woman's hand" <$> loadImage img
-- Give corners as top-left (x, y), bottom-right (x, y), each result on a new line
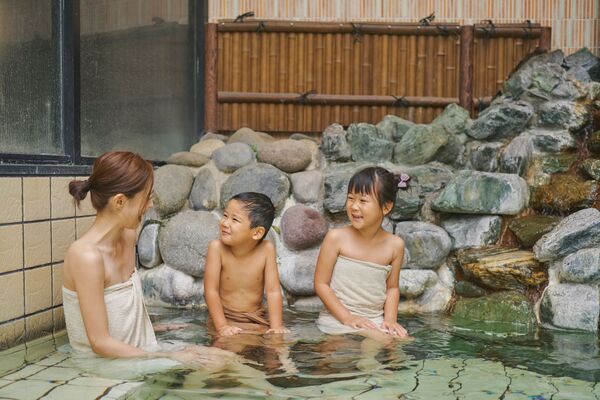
top-left (381, 320), bottom-right (408, 337)
top-left (218, 325), bottom-right (243, 336)
top-left (168, 345), bottom-right (239, 368)
top-left (266, 326), bottom-right (290, 334)
top-left (343, 315), bottom-right (378, 330)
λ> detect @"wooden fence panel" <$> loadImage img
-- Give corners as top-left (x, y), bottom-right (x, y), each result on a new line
top-left (208, 21), bottom-right (550, 134)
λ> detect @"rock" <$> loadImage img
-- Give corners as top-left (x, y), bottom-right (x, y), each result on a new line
top-left (432, 171), bottom-right (529, 215)
top-left (158, 210), bottom-right (219, 277)
top-left (536, 153), bottom-right (577, 174)
top-left (503, 50), bottom-right (566, 98)
top-left (441, 215), bottom-right (501, 250)
top-left (189, 167), bottom-right (218, 211)
top-left (587, 82), bottom-right (600, 100)
top-left (257, 139), bottom-right (312, 173)
top-left (528, 128), bottom-right (577, 153)
top-left (560, 248), bottom-right (600, 284)
top-left (393, 124), bottom-right (448, 165)
top-left (140, 264), bottom-right (204, 307)
top-left (536, 101), bottom-right (589, 132)
top-left (290, 133), bottom-right (319, 143)
top-left (405, 163), bottom-right (455, 196)
top-left (566, 65), bottom-right (592, 83)
top-left (530, 175), bottom-right (597, 214)
top-left (166, 151), bottom-right (209, 167)
top-left (564, 48), bottom-right (600, 81)
top-left (580, 159), bottom-right (600, 180)
top-left (435, 133), bottom-right (467, 168)
top-left (399, 269), bottom-right (438, 299)
top-left (320, 123), bottom-right (352, 162)
top-left (211, 142), bottom-right (255, 173)
top-left (468, 101), bottom-right (533, 140)
top-left (200, 132), bottom-right (227, 142)
top-left (347, 123), bottom-right (394, 162)
top-left (323, 162), bottom-right (367, 213)
top-left (454, 281), bottom-right (486, 298)
top-left (255, 131), bottom-right (275, 142)
top-left (389, 188), bottom-right (422, 221)
top-left (540, 284), bottom-right (599, 332)
top-left (456, 247), bottom-right (547, 290)
top-left (376, 115), bottom-right (416, 142)
top-left (533, 208), bottom-right (600, 262)
top-left (153, 165), bottom-right (194, 217)
top-left (467, 141), bottom-right (502, 172)
top-left (190, 138), bottom-right (225, 158)
top-left (499, 133), bottom-right (533, 176)
top-left (431, 103), bottom-right (471, 135)
top-left (280, 205), bottom-right (328, 251)
top-left (398, 264), bottom-right (454, 314)
top-left (278, 248), bottom-right (319, 296)
top-left (394, 222), bottom-right (452, 269)
top-left (452, 291), bottom-right (537, 334)
top-left (138, 222), bottom-right (162, 268)
top-left (227, 127), bottom-right (268, 149)
top-left (508, 215), bottom-right (562, 247)
top-left (301, 139), bottom-right (323, 171)
top-left (290, 170), bottom-right (322, 203)
top-left (587, 131), bottom-right (600, 156)
top-left (220, 163), bottom-right (291, 212)
top-left (528, 63), bottom-right (585, 100)
top-left (289, 295), bottom-right (324, 312)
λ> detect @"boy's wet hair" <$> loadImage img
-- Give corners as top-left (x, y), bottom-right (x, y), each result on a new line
top-left (229, 192), bottom-right (275, 241)
top-left (347, 167), bottom-right (410, 207)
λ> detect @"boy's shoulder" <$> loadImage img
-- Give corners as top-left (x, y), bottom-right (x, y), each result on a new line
top-left (256, 239), bottom-right (276, 255)
top-left (208, 239), bottom-right (224, 253)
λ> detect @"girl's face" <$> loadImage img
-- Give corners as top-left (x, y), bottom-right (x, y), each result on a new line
top-left (345, 190), bottom-right (386, 230)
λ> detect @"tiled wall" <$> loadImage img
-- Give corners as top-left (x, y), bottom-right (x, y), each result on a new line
top-left (209, 0), bottom-right (600, 55)
top-left (0, 176), bottom-right (95, 352)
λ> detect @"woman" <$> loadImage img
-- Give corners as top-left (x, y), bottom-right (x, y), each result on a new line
top-left (63, 151), bottom-right (224, 363)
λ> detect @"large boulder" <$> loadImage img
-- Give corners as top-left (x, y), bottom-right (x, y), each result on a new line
top-left (527, 63), bottom-right (585, 100)
top-left (580, 159), bottom-right (600, 180)
top-left (290, 170), bottom-right (322, 203)
top-left (508, 215), bottom-right (562, 247)
top-left (454, 281), bottom-right (486, 298)
top-left (528, 128), bottom-right (577, 153)
top-left (398, 264), bottom-right (454, 314)
top-left (499, 133), bottom-right (533, 176)
top-left (278, 247), bottom-right (320, 296)
top-left (138, 222), bottom-right (162, 268)
top-left (540, 284), bottom-right (599, 332)
top-left (431, 103), bottom-right (471, 135)
top-left (190, 138), bottom-right (225, 158)
top-left (158, 210), bottom-right (219, 277)
top-left (166, 152), bottom-right (209, 167)
top-left (211, 142), bottom-right (255, 173)
top-left (530, 175), bottom-right (597, 214)
top-left (503, 50), bottom-right (565, 98)
top-left (257, 139), bottom-right (312, 173)
top-left (347, 123), bottom-right (394, 162)
top-left (376, 115), bottom-right (415, 142)
top-left (300, 139), bottom-right (323, 171)
top-left (564, 48), bottom-right (600, 81)
top-left (455, 247), bottom-right (547, 290)
top-left (467, 141), bottom-right (502, 172)
top-left (200, 132), bottom-right (227, 142)
top-left (467, 101), bottom-right (533, 140)
top-left (320, 123), bottom-right (352, 162)
top-left (140, 264), bottom-right (204, 307)
top-left (394, 222), bottom-right (452, 269)
top-left (405, 163), bottom-right (455, 196)
top-left (153, 165), bottom-right (194, 217)
top-left (227, 127), bottom-right (270, 149)
top-left (434, 133), bottom-right (467, 168)
top-left (452, 291), bottom-right (537, 335)
top-left (189, 167), bottom-right (219, 211)
top-left (389, 187), bottom-right (422, 221)
top-left (432, 171), bottom-right (529, 215)
top-left (393, 124), bottom-right (448, 165)
top-left (399, 269), bottom-right (438, 299)
top-left (533, 208), bottom-right (600, 262)
top-left (323, 162), bottom-right (367, 213)
top-left (220, 163), bottom-right (290, 212)
top-left (560, 248), bottom-right (600, 284)
top-left (536, 101), bottom-right (589, 132)
top-left (441, 215), bottom-right (501, 250)
top-left (280, 205), bottom-right (329, 251)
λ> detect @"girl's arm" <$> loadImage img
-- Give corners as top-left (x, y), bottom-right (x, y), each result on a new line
top-left (203, 240), bottom-right (233, 333)
top-left (382, 238), bottom-right (408, 337)
top-left (264, 241), bottom-right (287, 333)
top-left (69, 248), bottom-right (148, 358)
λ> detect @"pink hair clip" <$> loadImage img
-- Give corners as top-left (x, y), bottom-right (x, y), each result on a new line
top-left (398, 173), bottom-right (411, 189)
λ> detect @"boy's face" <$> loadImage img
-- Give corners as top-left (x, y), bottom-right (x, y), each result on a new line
top-left (220, 199), bottom-right (264, 246)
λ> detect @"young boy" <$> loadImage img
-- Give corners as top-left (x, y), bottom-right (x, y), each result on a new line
top-left (204, 192), bottom-right (288, 336)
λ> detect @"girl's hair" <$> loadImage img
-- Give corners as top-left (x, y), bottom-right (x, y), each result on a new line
top-left (347, 166), bottom-right (410, 207)
top-left (69, 151), bottom-right (154, 211)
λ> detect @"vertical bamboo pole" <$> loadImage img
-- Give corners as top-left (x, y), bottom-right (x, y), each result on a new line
top-left (380, 34), bottom-right (389, 118)
top-left (342, 33), bottom-right (352, 125)
top-left (204, 23), bottom-right (218, 133)
top-left (415, 35), bottom-right (425, 122)
top-left (334, 33), bottom-right (342, 125)
top-left (459, 25), bottom-right (474, 117)
top-left (259, 31), bottom-right (268, 131)
top-left (298, 33), bottom-right (306, 132)
top-left (278, 32), bottom-right (287, 132)
top-left (315, 33), bottom-right (323, 132)
top-left (539, 26), bottom-right (551, 51)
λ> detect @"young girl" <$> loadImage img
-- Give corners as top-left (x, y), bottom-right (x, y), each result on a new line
top-left (314, 166), bottom-right (409, 341)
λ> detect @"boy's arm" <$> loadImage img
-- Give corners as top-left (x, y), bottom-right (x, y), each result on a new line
top-left (264, 242), bottom-right (286, 331)
top-left (203, 240), bottom-right (228, 331)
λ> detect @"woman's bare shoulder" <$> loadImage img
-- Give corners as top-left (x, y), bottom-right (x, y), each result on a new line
top-left (65, 238), bottom-right (103, 267)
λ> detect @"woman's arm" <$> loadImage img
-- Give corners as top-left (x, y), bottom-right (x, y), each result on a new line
top-left (264, 241), bottom-right (286, 332)
top-left (68, 248), bottom-right (148, 358)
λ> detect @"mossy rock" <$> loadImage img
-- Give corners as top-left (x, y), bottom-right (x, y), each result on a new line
top-left (508, 215), bottom-right (562, 247)
top-left (530, 174), bottom-right (597, 213)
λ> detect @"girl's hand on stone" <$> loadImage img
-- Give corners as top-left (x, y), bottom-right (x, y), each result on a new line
top-left (344, 315), bottom-right (378, 330)
top-left (266, 326), bottom-right (290, 334)
top-left (218, 325), bottom-right (243, 336)
top-left (381, 321), bottom-right (408, 337)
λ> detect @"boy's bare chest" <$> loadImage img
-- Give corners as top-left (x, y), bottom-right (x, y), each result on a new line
top-left (220, 254), bottom-right (265, 283)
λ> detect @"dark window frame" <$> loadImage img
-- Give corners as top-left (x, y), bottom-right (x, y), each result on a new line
top-left (0, 0), bottom-right (207, 176)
